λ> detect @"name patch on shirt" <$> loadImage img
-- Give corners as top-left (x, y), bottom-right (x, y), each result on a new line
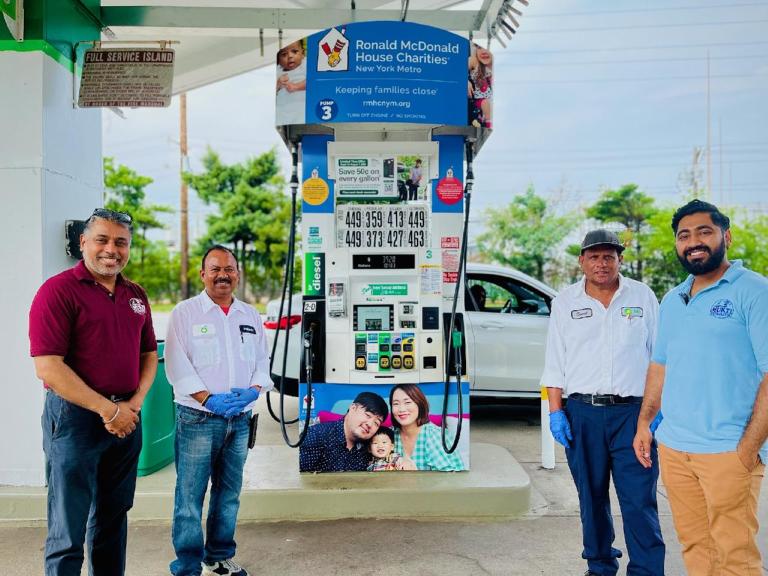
top-left (621, 306), bottom-right (643, 319)
top-left (192, 323), bottom-right (216, 336)
top-left (239, 324), bottom-right (256, 335)
top-left (571, 308), bottom-right (593, 319)
top-left (710, 299), bottom-right (734, 319)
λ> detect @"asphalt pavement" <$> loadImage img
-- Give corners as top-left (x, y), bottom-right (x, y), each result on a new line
top-left (0, 398), bottom-right (765, 575)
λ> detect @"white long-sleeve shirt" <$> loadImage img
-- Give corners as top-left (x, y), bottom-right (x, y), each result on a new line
top-left (165, 290), bottom-right (273, 412)
top-left (540, 275), bottom-right (658, 397)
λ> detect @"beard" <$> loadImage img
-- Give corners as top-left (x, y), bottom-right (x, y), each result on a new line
top-left (677, 238), bottom-right (727, 275)
top-left (86, 254), bottom-right (126, 277)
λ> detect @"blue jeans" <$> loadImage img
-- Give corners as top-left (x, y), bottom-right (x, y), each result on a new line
top-left (42, 391), bottom-right (142, 576)
top-left (565, 399), bottom-right (665, 576)
top-left (170, 405), bottom-right (249, 576)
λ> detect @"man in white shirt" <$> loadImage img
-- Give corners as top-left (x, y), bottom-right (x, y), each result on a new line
top-left (541, 230), bottom-right (665, 576)
top-left (165, 245), bottom-right (272, 576)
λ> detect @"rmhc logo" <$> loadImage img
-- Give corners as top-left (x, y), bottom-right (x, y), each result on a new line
top-left (317, 27), bottom-right (349, 72)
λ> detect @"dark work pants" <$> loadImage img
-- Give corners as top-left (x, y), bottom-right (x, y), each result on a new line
top-left (42, 391), bottom-right (142, 576)
top-left (407, 181), bottom-right (418, 200)
top-left (564, 399), bottom-right (665, 576)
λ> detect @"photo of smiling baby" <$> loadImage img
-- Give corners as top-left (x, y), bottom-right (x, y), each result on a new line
top-left (275, 39), bottom-right (307, 126)
top-left (367, 426), bottom-right (416, 471)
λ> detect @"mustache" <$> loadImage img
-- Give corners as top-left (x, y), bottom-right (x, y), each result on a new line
top-left (685, 245), bottom-right (711, 257)
top-left (214, 277), bottom-right (232, 284)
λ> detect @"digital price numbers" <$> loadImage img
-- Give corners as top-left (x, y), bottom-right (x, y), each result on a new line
top-left (337, 205), bottom-right (430, 249)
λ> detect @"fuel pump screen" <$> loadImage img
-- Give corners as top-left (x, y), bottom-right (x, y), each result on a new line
top-left (353, 305), bottom-right (393, 332)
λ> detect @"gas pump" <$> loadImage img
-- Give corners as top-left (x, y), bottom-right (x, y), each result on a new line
top-left (271, 20), bottom-right (495, 473)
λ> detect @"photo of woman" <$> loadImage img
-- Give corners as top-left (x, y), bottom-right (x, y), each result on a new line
top-left (389, 384), bottom-right (466, 471)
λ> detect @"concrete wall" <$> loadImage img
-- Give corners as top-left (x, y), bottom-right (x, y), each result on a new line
top-left (0, 50), bottom-right (101, 486)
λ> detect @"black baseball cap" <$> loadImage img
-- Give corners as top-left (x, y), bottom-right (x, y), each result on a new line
top-left (581, 229), bottom-right (625, 254)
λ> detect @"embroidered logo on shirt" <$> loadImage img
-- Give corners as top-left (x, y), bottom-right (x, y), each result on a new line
top-left (710, 299), bottom-right (734, 319)
top-left (571, 308), bottom-right (593, 319)
top-left (621, 306), bottom-right (643, 319)
top-left (193, 324), bottom-right (216, 336)
top-left (129, 298), bottom-right (146, 315)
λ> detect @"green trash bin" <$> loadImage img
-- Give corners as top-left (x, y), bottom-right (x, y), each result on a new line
top-left (137, 340), bottom-right (176, 476)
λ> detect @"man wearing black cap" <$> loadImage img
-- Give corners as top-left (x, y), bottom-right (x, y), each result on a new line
top-left (541, 229), bottom-right (665, 576)
top-left (299, 391), bottom-right (389, 472)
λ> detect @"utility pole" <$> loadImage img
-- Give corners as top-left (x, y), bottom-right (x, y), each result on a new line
top-left (705, 51), bottom-right (712, 200)
top-left (691, 147), bottom-right (702, 196)
top-left (719, 119), bottom-right (723, 205)
top-left (180, 92), bottom-right (190, 300)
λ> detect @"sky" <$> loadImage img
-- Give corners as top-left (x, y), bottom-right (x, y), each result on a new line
top-left (102, 0), bottom-right (768, 244)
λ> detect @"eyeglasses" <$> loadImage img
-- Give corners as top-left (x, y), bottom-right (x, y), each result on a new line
top-left (91, 208), bottom-right (132, 225)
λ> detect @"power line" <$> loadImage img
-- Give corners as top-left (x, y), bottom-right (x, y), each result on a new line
top-left (481, 158), bottom-right (766, 171)
top-left (522, 19), bottom-right (768, 34)
top-left (499, 72), bottom-right (766, 84)
top-left (486, 142), bottom-right (768, 153)
top-left (528, 3), bottom-right (768, 19)
top-left (512, 54), bottom-right (768, 67)
top-left (505, 40), bottom-right (768, 55)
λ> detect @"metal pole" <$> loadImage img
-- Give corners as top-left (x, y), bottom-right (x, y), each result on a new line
top-left (180, 92), bottom-right (190, 299)
top-left (706, 51), bottom-right (712, 200)
top-left (540, 387), bottom-right (555, 469)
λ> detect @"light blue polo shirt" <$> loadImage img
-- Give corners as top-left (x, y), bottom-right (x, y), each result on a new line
top-left (653, 260), bottom-right (768, 463)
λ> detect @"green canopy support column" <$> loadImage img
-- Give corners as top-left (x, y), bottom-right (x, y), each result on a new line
top-left (0, 0), bottom-right (102, 486)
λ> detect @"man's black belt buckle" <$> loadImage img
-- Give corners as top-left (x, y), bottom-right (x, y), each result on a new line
top-left (107, 392), bottom-right (134, 402)
top-left (571, 393), bottom-right (639, 406)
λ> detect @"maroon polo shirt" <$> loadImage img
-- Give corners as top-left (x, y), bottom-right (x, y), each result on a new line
top-left (29, 260), bottom-right (157, 396)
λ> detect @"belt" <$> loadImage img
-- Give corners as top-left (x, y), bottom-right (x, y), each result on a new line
top-left (568, 393), bottom-right (643, 406)
top-left (107, 392), bottom-right (135, 402)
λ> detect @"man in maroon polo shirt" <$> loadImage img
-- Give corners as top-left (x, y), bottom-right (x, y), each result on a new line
top-left (29, 208), bottom-right (158, 576)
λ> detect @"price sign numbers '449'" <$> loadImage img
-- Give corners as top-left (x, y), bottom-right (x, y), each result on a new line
top-left (337, 205), bottom-right (430, 249)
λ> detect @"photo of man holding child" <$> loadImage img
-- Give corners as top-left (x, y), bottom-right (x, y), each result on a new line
top-left (299, 384), bottom-right (468, 473)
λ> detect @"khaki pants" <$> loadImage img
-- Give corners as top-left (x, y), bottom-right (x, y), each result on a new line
top-left (658, 443), bottom-right (765, 575)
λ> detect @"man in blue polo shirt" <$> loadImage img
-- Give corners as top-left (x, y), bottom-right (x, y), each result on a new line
top-left (634, 199), bottom-right (768, 576)
top-left (299, 392), bottom-right (388, 472)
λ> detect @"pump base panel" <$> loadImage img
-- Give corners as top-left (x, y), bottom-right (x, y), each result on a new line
top-left (0, 443), bottom-right (529, 523)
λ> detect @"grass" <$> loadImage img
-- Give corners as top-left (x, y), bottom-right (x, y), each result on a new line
top-left (150, 300), bottom-right (267, 313)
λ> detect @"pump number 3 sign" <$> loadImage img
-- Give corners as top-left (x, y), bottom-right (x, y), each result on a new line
top-left (336, 205), bottom-right (430, 249)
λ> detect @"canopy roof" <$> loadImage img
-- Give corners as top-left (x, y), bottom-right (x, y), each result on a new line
top-left (100, 1), bottom-right (512, 93)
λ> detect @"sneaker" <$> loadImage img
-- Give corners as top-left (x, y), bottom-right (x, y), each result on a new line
top-left (202, 559), bottom-right (249, 576)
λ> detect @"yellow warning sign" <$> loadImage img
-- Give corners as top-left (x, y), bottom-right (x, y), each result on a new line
top-left (303, 177), bottom-right (329, 206)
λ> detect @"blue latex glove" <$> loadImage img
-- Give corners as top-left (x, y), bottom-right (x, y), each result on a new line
top-left (549, 409), bottom-right (573, 449)
top-left (204, 393), bottom-right (238, 417)
top-left (650, 411), bottom-right (663, 435)
top-left (223, 387), bottom-right (260, 418)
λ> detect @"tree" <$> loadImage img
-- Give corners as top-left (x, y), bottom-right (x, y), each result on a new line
top-left (184, 148), bottom-right (294, 299)
top-left (730, 214), bottom-right (768, 276)
top-left (586, 184), bottom-right (656, 281)
top-left (633, 206), bottom-right (768, 299)
top-left (638, 208), bottom-right (685, 297)
top-left (103, 158), bottom-right (178, 301)
top-left (476, 186), bottom-right (577, 283)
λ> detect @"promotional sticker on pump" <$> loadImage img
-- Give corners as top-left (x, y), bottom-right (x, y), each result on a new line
top-left (298, 382), bottom-right (470, 473)
top-left (302, 171), bottom-right (330, 206)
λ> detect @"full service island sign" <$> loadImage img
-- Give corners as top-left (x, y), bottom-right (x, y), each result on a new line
top-left (275, 21), bottom-right (469, 127)
top-left (78, 48), bottom-right (175, 108)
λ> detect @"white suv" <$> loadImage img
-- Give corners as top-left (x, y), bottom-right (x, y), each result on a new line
top-left (264, 263), bottom-right (556, 399)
